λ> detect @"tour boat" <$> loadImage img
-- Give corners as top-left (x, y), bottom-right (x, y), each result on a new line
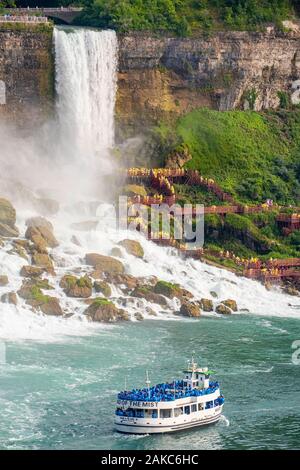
top-left (115, 358), bottom-right (225, 434)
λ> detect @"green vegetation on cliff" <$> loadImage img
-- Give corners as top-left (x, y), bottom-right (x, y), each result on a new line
top-left (153, 108), bottom-right (300, 205)
top-left (77, 0), bottom-right (298, 35)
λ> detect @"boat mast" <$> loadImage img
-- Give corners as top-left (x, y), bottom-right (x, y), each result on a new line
top-left (146, 370), bottom-right (151, 399)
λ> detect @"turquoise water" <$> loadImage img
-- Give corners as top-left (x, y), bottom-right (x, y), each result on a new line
top-left (0, 314), bottom-right (299, 450)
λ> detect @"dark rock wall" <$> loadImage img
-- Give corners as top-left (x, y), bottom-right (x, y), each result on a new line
top-left (0, 28), bottom-right (54, 129)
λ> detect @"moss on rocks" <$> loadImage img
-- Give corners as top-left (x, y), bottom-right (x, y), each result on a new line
top-left (118, 239), bottom-right (144, 258)
top-left (94, 281), bottom-right (112, 297)
top-left (85, 298), bottom-right (129, 323)
top-left (60, 274), bottom-right (92, 298)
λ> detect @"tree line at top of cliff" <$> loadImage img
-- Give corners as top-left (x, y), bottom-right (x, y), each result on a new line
top-left (10, 0), bottom-right (298, 36)
top-left (76, 0), bottom-right (300, 36)
top-left (2, 1), bottom-right (299, 36)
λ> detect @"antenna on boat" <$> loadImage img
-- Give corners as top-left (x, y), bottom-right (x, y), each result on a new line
top-left (146, 370), bottom-right (151, 399)
top-left (124, 375), bottom-right (128, 391)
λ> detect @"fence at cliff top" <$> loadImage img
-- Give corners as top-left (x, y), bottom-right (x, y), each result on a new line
top-left (2, 7), bottom-right (83, 24)
top-left (0, 15), bottom-right (49, 23)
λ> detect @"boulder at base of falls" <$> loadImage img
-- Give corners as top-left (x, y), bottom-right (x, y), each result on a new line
top-left (85, 253), bottom-right (125, 274)
top-left (179, 302), bottom-right (201, 318)
top-left (0, 275), bottom-right (9, 286)
top-left (153, 280), bottom-right (193, 301)
top-left (200, 298), bottom-right (214, 312)
top-left (134, 312), bottom-right (144, 321)
top-left (18, 283), bottom-right (62, 316)
top-left (25, 217), bottom-right (59, 250)
top-left (1, 291), bottom-right (18, 305)
top-left (8, 244), bottom-right (28, 261)
top-left (94, 281), bottom-right (111, 297)
top-left (0, 198), bottom-right (18, 228)
top-left (60, 274), bottom-right (92, 298)
top-left (32, 252), bottom-right (55, 275)
top-left (110, 247), bottom-right (123, 258)
top-left (131, 286), bottom-right (168, 306)
top-left (221, 299), bottom-right (238, 312)
top-left (0, 223), bottom-right (19, 238)
top-left (283, 285), bottom-right (299, 296)
top-left (20, 265), bottom-right (44, 278)
top-left (85, 298), bottom-right (129, 323)
top-left (118, 239), bottom-right (144, 259)
top-left (216, 304), bottom-right (232, 315)
top-left (104, 273), bottom-right (140, 291)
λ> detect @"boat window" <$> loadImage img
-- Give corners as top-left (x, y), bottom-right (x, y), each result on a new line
top-left (174, 407), bottom-right (183, 417)
top-left (152, 410), bottom-right (158, 419)
top-left (205, 401), bottom-right (214, 409)
top-left (198, 403), bottom-right (204, 411)
top-left (184, 405), bottom-right (190, 415)
top-left (191, 404), bottom-right (197, 413)
top-left (161, 409), bottom-right (172, 418)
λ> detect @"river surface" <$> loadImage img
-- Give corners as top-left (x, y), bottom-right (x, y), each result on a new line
top-left (0, 314), bottom-right (299, 450)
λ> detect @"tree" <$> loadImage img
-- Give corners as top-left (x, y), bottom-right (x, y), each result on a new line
top-left (0, 0), bottom-right (16, 8)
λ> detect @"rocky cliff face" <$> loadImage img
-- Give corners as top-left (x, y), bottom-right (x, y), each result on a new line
top-left (116, 27), bottom-right (300, 135)
top-left (0, 28), bottom-right (54, 129)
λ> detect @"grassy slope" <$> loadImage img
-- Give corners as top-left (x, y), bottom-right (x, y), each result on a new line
top-left (176, 108), bottom-right (300, 204)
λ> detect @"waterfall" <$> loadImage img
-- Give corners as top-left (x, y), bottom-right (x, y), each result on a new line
top-left (54, 27), bottom-right (118, 162)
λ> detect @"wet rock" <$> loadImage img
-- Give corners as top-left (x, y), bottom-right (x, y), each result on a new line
top-left (104, 273), bottom-right (140, 290)
top-left (18, 282), bottom-right (62, 316)
top-left (71, 235), bottom-right (81, 246)
top-left (131, 286), bottom-right (168, 306)
top-left (60, 274), bottom-right (92, 298)
top-left (0, 275), bottom-right (9, 286)
top-left (221, 299), bottom-right (238, 312)
top-left (134, 312), bottom-right (144, 321)
top-left (0, 223), bottom-right (19, 238)
top-left (94, 281), bottom-right (112, 297)
top-left (118, 239), bottom-right (144, 258)
top-left (145, 306), bottom-right (157, 316)
top-left (25, 217), bottom-right (58, 250)
top-left (0, 198), bottom-right (17, 227)
top-left (200, 298), bottom-right (214, 312)
top-left (20, 265), bottom-right (44, 278)
top-left (153, 280), bottom-right (192, 301)
top-left (8, 245), bottom-right (28, 261)
top-left (33, 295), bottom-right (63, 317)
top-left (283, 286), bottom-right (299, 297)
top-left (210, 291), bottom-right (218, 298)
top-left (216, 304), bottom-right (232, 315)
top-left (85, 298), bottom-right (129, 323)
top-left (110, 247), bottom-right (123, 258)
top-left (90, 269), bottom-right (104, 280)
top-left (165, 144), bottom-right (192, 169)
top-left (32, 252), bottom-right (55, 275)
top-left (85, 253), bottom-right (125, 274)
top-left (1, 291), bottom-right (17, 305)
top-left (179, 302), bottom-right (201, 318)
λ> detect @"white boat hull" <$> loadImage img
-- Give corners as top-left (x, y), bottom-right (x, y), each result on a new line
top-left (115, 408), bottom-right (223, 434)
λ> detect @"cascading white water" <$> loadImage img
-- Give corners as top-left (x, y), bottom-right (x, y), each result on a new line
top-left (0, 26), bottom-right (299, 344)
top-left (54, 27), bottom-right (118, 162)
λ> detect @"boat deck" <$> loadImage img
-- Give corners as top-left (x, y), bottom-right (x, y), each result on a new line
top-left (117, 380), bottom-right (220, 402)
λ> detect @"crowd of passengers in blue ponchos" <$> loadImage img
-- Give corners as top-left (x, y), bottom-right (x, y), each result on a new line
top-left (117, 380), bottom-right (220, 402)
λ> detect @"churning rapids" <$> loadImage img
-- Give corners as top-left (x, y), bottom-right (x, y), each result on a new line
top-left (0, 26), bottom-right (299, 344)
